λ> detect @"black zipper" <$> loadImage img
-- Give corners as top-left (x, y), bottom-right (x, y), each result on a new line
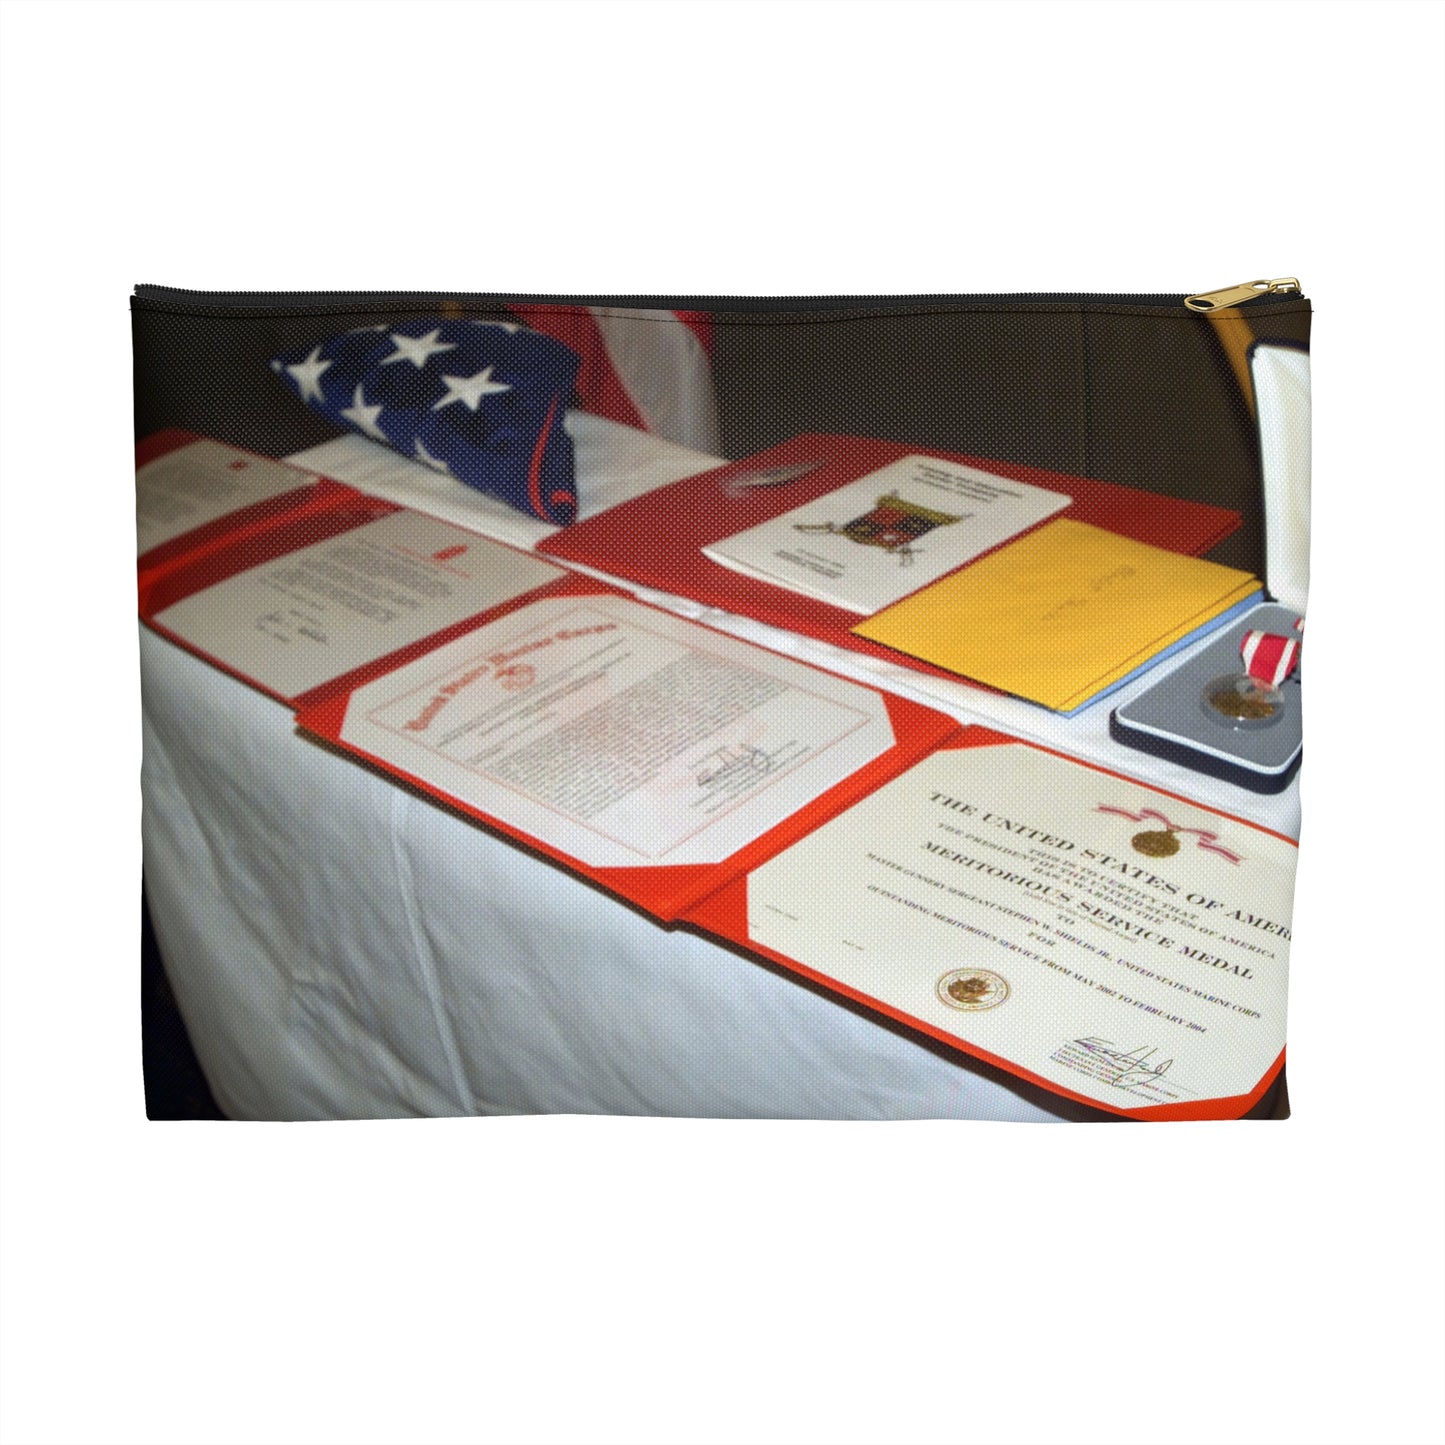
top-left (132, 284), bottom-right (1307, 314)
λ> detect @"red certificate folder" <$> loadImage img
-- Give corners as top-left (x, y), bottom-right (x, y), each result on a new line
top-left (296, 586), bottom-right (962, 922)
top-left (144, 473), bottom-right (959, 923)
top-left (684, 726), bottom-right (1293, 1121)
top-left (135, 431), bottom-right (356, 587)
top-left (301, 677), bottom-right (1289, 1116)
top-left (538, 434), bottom-right (1244, 690)
top-left (139, 489), bottom-right (579, 710)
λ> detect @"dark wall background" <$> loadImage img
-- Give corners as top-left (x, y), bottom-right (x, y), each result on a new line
top-left (712, 302), bottom-right (1311, 577)
top-left (134, 299), bottom-right (1312, 585)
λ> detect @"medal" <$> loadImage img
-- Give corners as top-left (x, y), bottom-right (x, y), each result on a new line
top-left (1206, 674), bottom-right (1282, 720)
top-left (1202, 625), bottom-right (1302, 728)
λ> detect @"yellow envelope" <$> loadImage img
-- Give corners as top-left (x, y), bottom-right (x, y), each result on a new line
top-left (852, 519), bottom-right (1260, 711)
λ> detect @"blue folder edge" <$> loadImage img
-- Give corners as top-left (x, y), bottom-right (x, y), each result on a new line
top-left (1053, 590), bottom-right (1265, 717)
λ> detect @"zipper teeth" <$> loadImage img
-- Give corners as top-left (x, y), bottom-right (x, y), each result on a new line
top-left (134, 285), bottom-right (1308, 315)
top-left (136, 285), bottom-right (1174, 298)
top-left (132, 285), bottom-right (1246, 308)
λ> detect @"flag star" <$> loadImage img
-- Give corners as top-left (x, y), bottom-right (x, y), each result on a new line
top-left (413, 437), bottom-right (455, 476)
top-left (347, 324), bottom-right (390, 333)
top-left (433, 365), bottom-right (512, 411)
top-left (285, 346), bottom-right (333, 404)
top-left (470, 319), bottom-right (522, 334)
top-left (380, 327), bottom-right (458, 368)
top-left (341, 382), bottom-right (389, 443)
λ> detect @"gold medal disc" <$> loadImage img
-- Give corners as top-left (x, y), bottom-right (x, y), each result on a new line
top-left (1210, 690), bottom-right (1278, 719)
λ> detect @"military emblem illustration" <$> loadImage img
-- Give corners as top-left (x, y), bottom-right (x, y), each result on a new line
top-left (937, 968), bottom-right (1010, 1011)
top-left (1096, 805), bottom-right (1242, 864)
top-left (795, 490), bottom-right (963, 564)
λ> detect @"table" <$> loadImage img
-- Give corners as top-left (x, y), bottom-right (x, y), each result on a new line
top-left (141, 409), bottom-right (1300, 1120)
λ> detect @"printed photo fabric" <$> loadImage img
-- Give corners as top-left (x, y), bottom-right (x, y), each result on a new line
top-left (133, 287), bottom-right (1310, 1121)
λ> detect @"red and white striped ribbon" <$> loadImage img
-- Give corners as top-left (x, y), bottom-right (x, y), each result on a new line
top-left (1239, 630), bottom-right (1300, 687)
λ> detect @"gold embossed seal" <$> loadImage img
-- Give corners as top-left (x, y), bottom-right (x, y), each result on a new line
top-left (1131, 829), bottom-right (1181, 858)
top-left (937, 968), bottom-right (1010, 1011)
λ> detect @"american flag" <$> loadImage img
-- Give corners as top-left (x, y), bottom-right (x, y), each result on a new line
top-left (509, 305), bottom-right (720, 457)
top-left (272, 318), bottom-right (582, 523)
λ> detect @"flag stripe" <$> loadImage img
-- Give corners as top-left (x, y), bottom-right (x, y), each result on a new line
top-left (510, 302), bottom-right (720, 454)
top-left (528, 396), bottom-right (563, 521)
top-left (589, 307), bottom-right (721, 455)
top-left (508, 304), bottom-right (648, 433)
top-left (674, 310), bottom-right (714, 356)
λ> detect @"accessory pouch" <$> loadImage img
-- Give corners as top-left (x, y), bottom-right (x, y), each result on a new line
top-left (133, 282), bottom-right (1311, 1121)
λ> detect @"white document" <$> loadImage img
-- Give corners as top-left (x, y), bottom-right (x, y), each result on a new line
top-left (286, 411), bottom-right (726, 553)
top-left (152, 510), bottom-right (565, 699)
top-left (137, 438), bottom-right (318, 555)
top-left (745, 741), bottom-right (1294, 1112)
top-left (334, 594), bottom-right (897, 869)
top-left (703, 454), bottom-right (1070, 615)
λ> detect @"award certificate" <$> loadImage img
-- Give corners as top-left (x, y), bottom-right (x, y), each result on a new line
top-left (137, 436), bottom-right (319, 556)
top-left (150, 510), bottom-right (565, 701)
top-left (740, 733), bottom-right (1294, 1118)
top-left (324, 593), bottom-right (898, 871)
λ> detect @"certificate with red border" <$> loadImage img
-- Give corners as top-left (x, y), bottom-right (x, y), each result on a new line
top-left (140, 492), bottom-right (571, 711)
top-left (297, 589), bottom-right (959, 922)
top-left (686, 727), bottom-right (1293, 1120)
top-left (136, 431), bottom-right (356, 587)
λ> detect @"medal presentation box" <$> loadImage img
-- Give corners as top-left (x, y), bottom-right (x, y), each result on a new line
top-left (1111, 603), bottom-right (1305, 792)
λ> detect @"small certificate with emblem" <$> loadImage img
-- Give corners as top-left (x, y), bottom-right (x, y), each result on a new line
top-left (146, 507), bottom-right (567, 704)
top-left (702, 453), bottom-right (1070, 615)
top-left (688, 728), bottom-right (1294, 1119)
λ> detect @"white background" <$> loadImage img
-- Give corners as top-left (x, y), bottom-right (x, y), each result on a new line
top-left (1, 3), bottom-right (1441, 1443)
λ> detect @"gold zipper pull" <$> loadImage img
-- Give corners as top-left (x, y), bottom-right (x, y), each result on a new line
top-left (1184, 277), bottom-right (1301, 312)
